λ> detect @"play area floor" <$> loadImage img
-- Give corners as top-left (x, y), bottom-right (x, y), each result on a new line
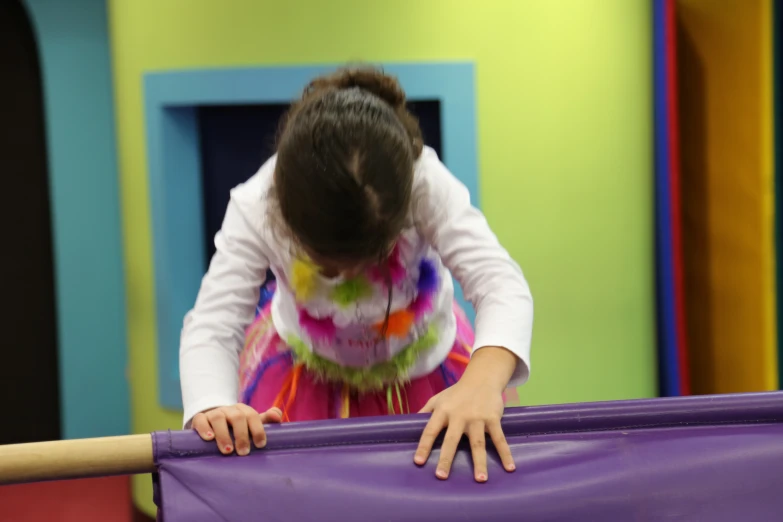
top-left (0, 476), bottom-right (132, 522)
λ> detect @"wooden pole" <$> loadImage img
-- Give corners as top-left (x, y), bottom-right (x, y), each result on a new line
top-left (0, 434), bottom-right (155, 485)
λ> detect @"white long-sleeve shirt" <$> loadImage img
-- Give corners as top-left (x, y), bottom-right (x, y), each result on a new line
top-left (180, 147), bottom-right (533, 426)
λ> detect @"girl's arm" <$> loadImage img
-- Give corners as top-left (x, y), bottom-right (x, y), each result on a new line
top-left (180, 176), bottom-right (271, 429)
top-left (414, 149), bottom-right (533, 386)
top-left (412, 148), bottom-right (533, 482)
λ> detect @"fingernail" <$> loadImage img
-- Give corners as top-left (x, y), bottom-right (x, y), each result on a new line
top-left (257, 439), bottom-right (267, 449)
top-left (237, 445), bottom-right (249, 456)
top-left (205, 431), bottom-right (213, 438)
top-left (477, 473), bottom-right (487, 482)
top-left (436, 469), bottom-right (447, 479)
top-left (224, 445), bottom-right (233, 453)
top-left (414, 455), bottom-right (424, 465)
top-left (507, 463), bottom-right (516, 472)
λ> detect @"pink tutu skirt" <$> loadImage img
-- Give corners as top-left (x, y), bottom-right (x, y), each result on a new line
top-left (238, 284), bottom-right (474, 421)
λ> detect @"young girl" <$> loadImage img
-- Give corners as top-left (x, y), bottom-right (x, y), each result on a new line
top-left (180, 67), bottom-right (533, 483)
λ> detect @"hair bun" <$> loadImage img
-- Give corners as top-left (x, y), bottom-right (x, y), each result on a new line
top-left (305, 66), bottom-right (406, 109)
top-left (295, 65), bottom-right (424, 157)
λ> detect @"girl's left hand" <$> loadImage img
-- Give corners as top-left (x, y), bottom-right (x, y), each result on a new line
top-left (413, 346), bottom-right (517, 482)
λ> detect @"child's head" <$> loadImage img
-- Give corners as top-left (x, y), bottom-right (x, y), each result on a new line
top-left (273, 67), bottom-right (423, 275)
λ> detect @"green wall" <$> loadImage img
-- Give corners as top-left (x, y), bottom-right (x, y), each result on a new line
top-left (108, 0), bottom-right (654, 514)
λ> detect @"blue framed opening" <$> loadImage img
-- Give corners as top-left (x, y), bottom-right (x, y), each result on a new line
top-left (198, 100), bottom-right (443, 264)
top-left (144, 64), bottom-right (478, 410)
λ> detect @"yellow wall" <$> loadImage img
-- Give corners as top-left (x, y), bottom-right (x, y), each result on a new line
top-left (677, 0), bottom-right (777, 393)
top-left (108, 0), bottom-right (653, 514)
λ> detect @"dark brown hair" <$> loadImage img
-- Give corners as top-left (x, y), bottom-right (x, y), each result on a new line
top-left (272, 66), bottom-right (424, 263)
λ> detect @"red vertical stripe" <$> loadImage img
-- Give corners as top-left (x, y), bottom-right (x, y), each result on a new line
top-left (665, 0), bottom-right (691, 395)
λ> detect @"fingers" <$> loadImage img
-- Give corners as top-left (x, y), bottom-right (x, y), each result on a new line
top-left (225, 406), bottom-right (251, 455)
top-left (242, 406), bottom-right (283, 449)
top-left (436, 421), bottom-right (465, 480)
top-left (237, 404), bottom-right (267, 449)
top-left (261, 407), bottom-right (283, 424)
top-left (418, 397), bottom-right (436, 414)
top-left (207, 409), bottom-right (233, 455)
top-left (192, 413), bottom-right (214, 441)
top-left (488, 421), bottom-right (516, 472)
top-left (467, 423), bottom-right (488, 482)
top-left (195, 405), bottom-right (283, 456)
top-left (414, 412), bottom-right (446, 466)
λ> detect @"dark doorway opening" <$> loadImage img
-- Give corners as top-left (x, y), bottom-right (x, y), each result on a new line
top-left (0, 1), bottom-right (61, 444)
top-left (198, 100), bottom-right (442, 278)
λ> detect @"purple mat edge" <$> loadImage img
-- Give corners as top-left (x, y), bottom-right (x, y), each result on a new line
top-left (153, 391), bottom-right (783, 463)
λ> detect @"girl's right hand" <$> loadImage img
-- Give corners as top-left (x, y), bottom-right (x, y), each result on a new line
top-left (192, 404), bottom-right (283, 456)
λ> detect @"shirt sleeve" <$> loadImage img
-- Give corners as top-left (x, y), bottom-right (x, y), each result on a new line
top-left (413, 149), bottom-right (533, 387)
top-left (179, 177), bottom-right (270, 428)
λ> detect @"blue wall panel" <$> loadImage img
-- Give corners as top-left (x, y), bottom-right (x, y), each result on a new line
top-left (23, 0), bottom-right (128, 438)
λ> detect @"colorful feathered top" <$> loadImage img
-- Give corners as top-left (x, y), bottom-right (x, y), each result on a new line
top-left (273, 229), bottom-right (450, 390)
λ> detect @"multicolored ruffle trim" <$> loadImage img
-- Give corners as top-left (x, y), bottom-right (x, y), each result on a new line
top-left (286, 325), bottom-right (439, 391)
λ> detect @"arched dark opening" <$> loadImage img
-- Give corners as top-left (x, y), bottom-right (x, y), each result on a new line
top-left (0, 0), bottom-right (60, 444)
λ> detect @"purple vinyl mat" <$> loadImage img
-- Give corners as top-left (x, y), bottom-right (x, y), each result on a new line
top-left (152, 392), bottom-right (783, 521)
